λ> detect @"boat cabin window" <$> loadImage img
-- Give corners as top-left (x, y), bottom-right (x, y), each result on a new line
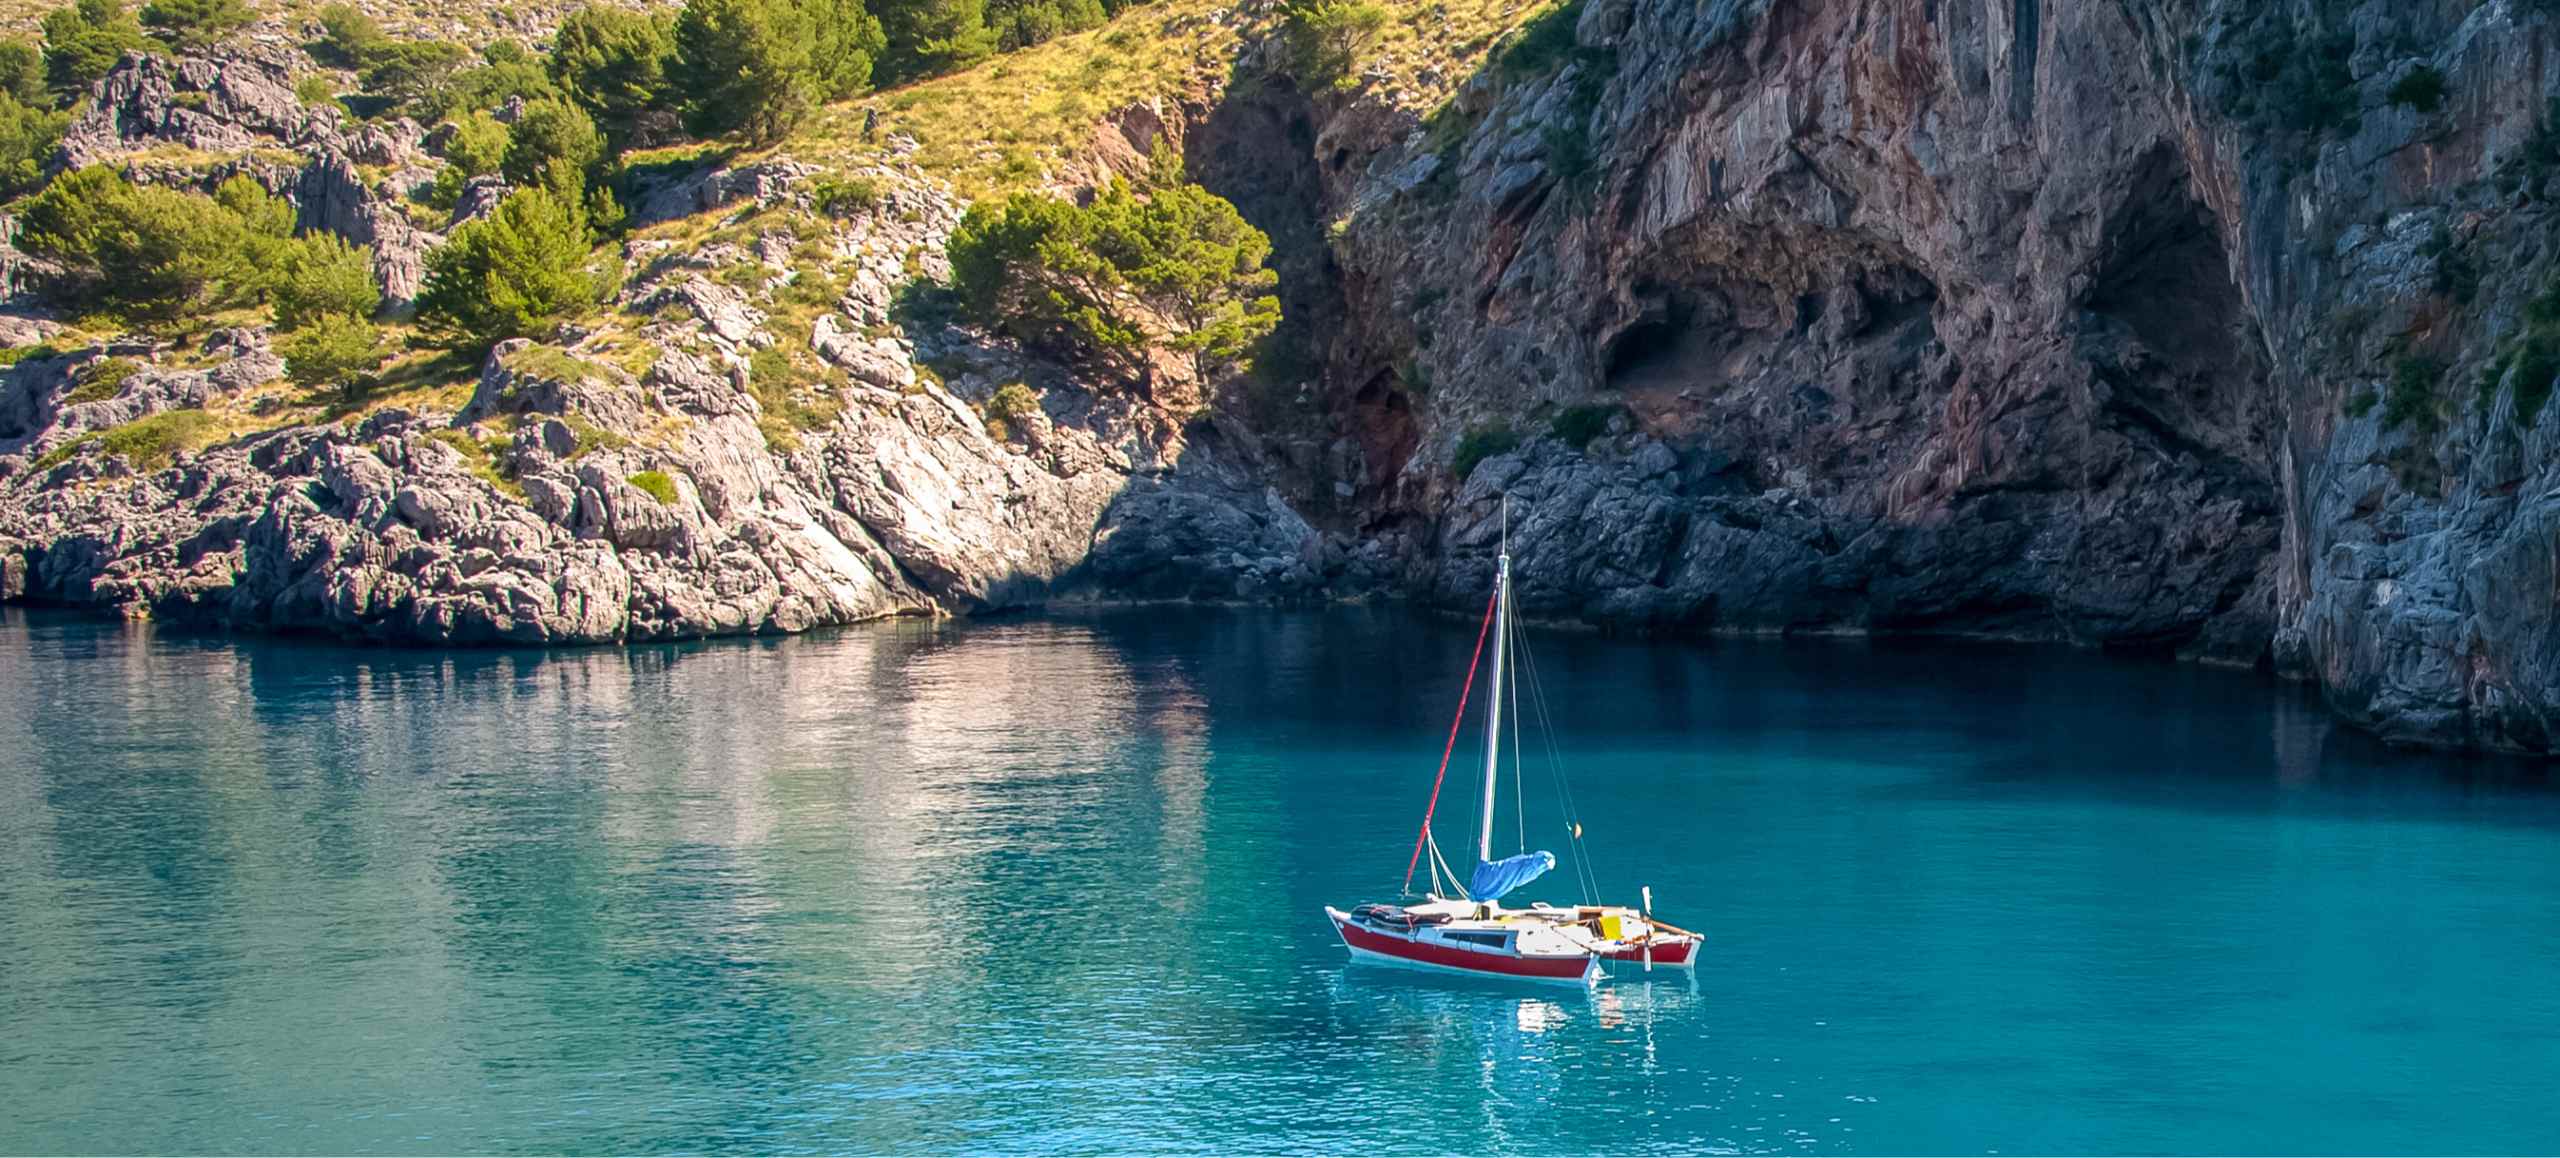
top-left (1444, 931), bottom-right (1510, 948)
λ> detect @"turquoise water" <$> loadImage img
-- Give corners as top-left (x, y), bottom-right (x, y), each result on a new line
top-left (4, 606), bottom-right (2559, 1155)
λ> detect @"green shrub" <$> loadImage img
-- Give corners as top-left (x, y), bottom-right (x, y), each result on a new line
top-left (2381, 353), bottom-right (2443, 433)
top-left (1452, 425), bottom-right (1519, 478)
top-left (949, 180), bottom-right (1280, 379)
top-left (273, 233), bottom-right (381, 330)
top-left (307, 3), bottom-right (385, 68)
top-left (357, 38), bottom-right (470, 109)
top-left (2343, 386), bottom-right (2378, 418)
top-left (42, 0), bottom-right (151, 99)
top-left (0, 93), bottom-right (69, 198)
top-left (980, 379), bottom-right (1038, 437)
top-left (293, 72), bottom-right (336, 106)
top-left (2423, 223), bottom-right (2477, 305)
top-left (626, 468), bottom-right (678, 504)
top-left (500, 97), bottom-right (603, 194)
top-left (548, 4), bottom-right (675, 148)
top-left (425, 110), bottom-right (508, 209)
top-left (2516, 337), bottom-right (2559, 428)
top-left (140, 0), bottom-right (253, 53)
top-left (2387, 65), bottom-right (2446, 113)
top-left (415, 185), bottom-right (615, 352)
top-left (874, 0), bottom-right (992, 84)
top-left (0, 37), bottom-right (50, 106)
top-left (745, 343), bottom-right (842, 447)
top-left (95, 407), bottom-right (221, 468)
top-left (814, 175), bottom-right (881, 217)
top-left (671, 0), bottom-right (881, 143)
top-left (1494, 0), bottom-right (1585, 80)
top-left (17, 167), bottom-right (291, 321)
top-left (59, 355), bottom-right (141, 404)
top-left (986, 0), bottom-right (1103, 51)
top-left (280, 312), bottom-right (388, 398)
top-left (1547, 402), bottom-right (1620, 448)
top-left (1277, 0), bottom-right (1386, 92)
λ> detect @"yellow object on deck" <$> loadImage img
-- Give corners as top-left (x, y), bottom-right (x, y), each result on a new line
top-left (1598, 913), bottom-right (1624, 940)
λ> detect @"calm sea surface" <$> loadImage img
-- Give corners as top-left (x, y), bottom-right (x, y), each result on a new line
top-left (3, 605), bottom-right (2558, 1155)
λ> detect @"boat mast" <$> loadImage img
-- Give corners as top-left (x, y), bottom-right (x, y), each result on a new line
top-left (1478, 500), bottom-right (1509, 864)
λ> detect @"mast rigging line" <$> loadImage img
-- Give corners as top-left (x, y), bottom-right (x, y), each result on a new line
top-left (1402, 587), bottom-right (1501, 896)
top-left (1516, 626), bottom-right (1599, 904)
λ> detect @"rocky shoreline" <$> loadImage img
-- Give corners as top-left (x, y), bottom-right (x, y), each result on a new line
top-left (5, 1), bottom-right (2560, 754)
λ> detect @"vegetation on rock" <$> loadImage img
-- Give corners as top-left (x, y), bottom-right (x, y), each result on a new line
top-left (1451, 425), bottom-right (1519, 478)
top-left (1277, 0), bottom-right (1385, 91)
top-left (59, 354), bottom-right (139, 404)
top-left (136, 0), bottom-right (249, 52)
top-left (273, 234), bottom-right (382, 332)
top-left (18, 168), bottom-right (293, 322)
top-left (416, 186), bottom-right (615, 352)
top-left (2387, 65), bottom-right (2447, 114)
top-left (547, 5), bottom-right (674, 148)
top-left (949, 177), bottom-right (1279, 379)
top-left (669, 0), bottom-right (880, 143)
top-left (92, 407), bottom-right (221, 468)
top-left (40, 0), bottom-right (147, 98)
top-left (627, 469), bottom-right (678, 504)
top-left (281, 312), bottom-right (389, 399)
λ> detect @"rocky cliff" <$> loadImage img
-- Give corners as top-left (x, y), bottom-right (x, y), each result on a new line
top-left (1210, 0), bottom-right (2560, 753)
top-left (4, 0), bottom-right (2559, 754)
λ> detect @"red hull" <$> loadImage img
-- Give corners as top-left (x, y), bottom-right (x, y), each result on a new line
top-left (1329, 913), bottom-right (1596, 981)
top-left (1601, 937), bottom-right (1698, 966)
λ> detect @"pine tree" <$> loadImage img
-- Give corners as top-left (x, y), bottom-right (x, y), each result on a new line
top-left (0, 37), bottom-right (54, 106)
top-left (416, 185), bottom-right (614, 351)
top-left (548, 5), bottom-right (675, 147)
top-left (273, 234), bottom-right (382, 332)
top-left (948, 180), bottom-right (1280, 379)
top-left (873, 0), bottom-right (991, 83)
top-left (804, 0), bottom-right (883, 100)
top-left (0, 94), bottom-right (69, 197)
top-left (41, 0), bottom-right (150, 99)
top-left (669, 0), bottom-right (818, 143)
top-left (501, 97), bottom-right (603, 194)
top-left (280, 312), bottom-right (388, 400)
top-left (139, 0), bottom-right (254, 54)
top-left (18, 166), bottom-right (287, 320)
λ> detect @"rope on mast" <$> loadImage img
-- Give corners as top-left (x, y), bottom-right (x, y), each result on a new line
top-left (1402, 587), bottom-right (1500, 896)
top-left (1509, 603), bottom-right (1524, 855)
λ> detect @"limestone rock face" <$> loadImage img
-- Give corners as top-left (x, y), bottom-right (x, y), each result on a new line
top-left (295, 150), bottom-right (440, 307)
top-left (0, 168), bottom-right (1330, 644)
top-left (10, 7), bottom-right (2560, 753)
top-left (1241, 0), bottom-right (2560, 751)
top-left (61, 51), bottom-right (337, 168)
top-left (54, 53), bottom-right (444, 307)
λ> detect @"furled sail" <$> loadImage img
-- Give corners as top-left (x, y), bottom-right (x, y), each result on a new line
top-left (1469, 850), bottom-right (1555, 901)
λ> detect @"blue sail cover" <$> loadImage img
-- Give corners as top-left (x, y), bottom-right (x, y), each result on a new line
top-left (1469, 850), bottom-right (1556, 901)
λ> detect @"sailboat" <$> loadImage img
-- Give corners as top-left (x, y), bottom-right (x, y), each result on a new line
top-left (1324, 515), bottom-right (1703, 984)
